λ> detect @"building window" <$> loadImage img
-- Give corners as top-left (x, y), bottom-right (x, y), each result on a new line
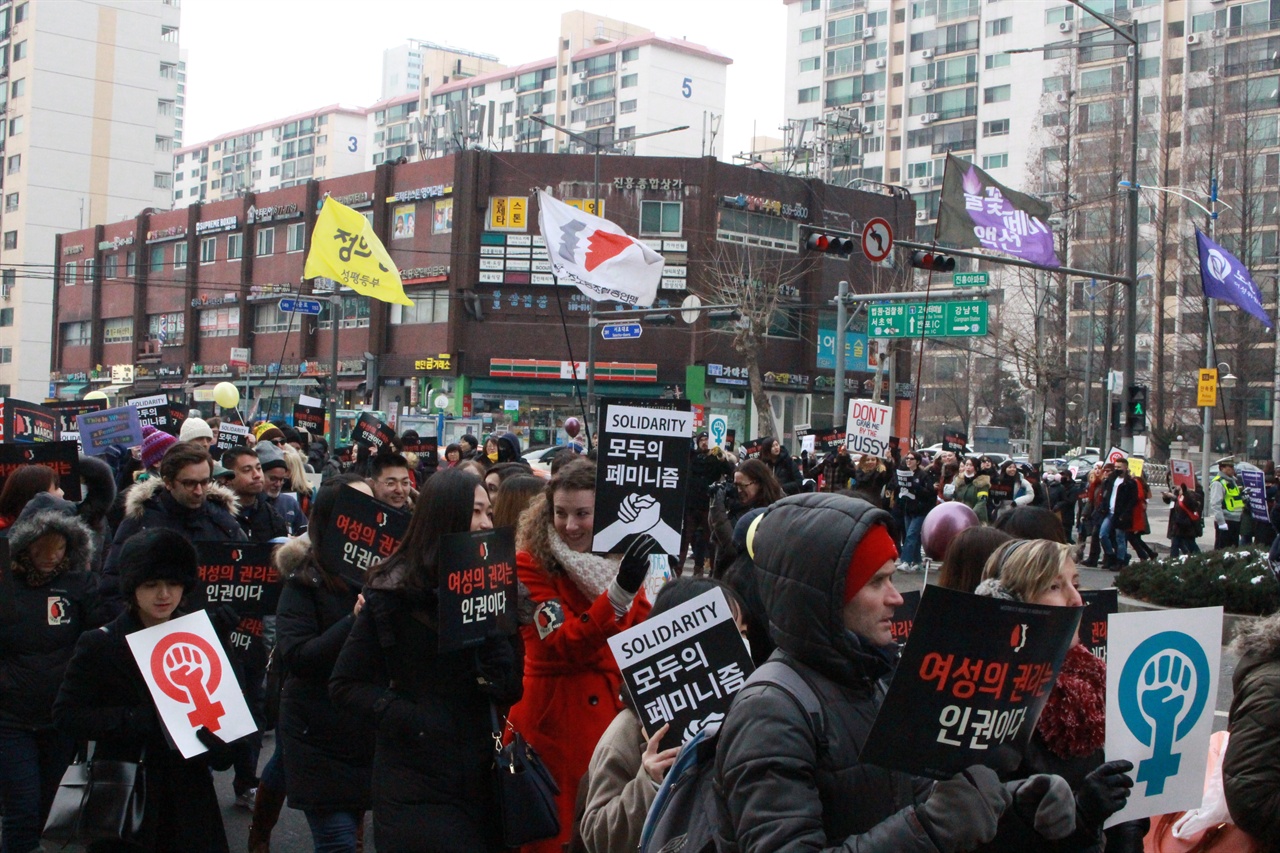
top-left (61, 321), bottom-right (91, 348)
top-left (3, 193), bottom-right (16, 212)
top-left (8, 116), bottom-right (23, 136)
top-left (160, 62), bottom-right (177, 79)
top-left (982, 153), bottom-right (1008, 169)
top-left (620, 99), bottom-right (637, 114)
top-left (64, 262), bottom-right (76, 286)
top-left (157, 100), bottom-right (174, 117)
top-left (103, 317), bottom-right (133, 344)
top-left (640, 201), bottom-right (682, 236)
top-left (804, 0), bottom-right (821, 10)
top-left (13, 41), bottom-right (27, 61)
top-left (198, 306), bottom-right (240, 338)
top-left (985, 17), bottom-right (1012, 36)
top-left (252, 302), bottom-right (302, 334)
top-left (798, 86), bottom-right (820, 104)
top-left (14, 3), bottom-right (27, 23)
top-left (227, 233), bottom-right (243, 260)
top-left (103, 254), bottom-right (119, 278)
top-left (2, 232), bottom-right (16, 250)
top-left (985, 53), bottom-right (1010, 70)
top-left (155, 136), bottom-right (172, 152)
top-left (287, 222), bottom-right (306, 252)
top-left (256, 227), bottom-right (275, 256)
top-left (127, 251), bottom-right (137, 275)
top-left (318, 294), bottom-right (371, 329)
top-left (799, 57), bottom-right (821, 73)
top-left (800, 26), bottom-right (821, 43)
top-left (173, 242), bottom-right (187, 269)
top-left (983, 118), bottom-right (1010, 136)
top-left (149, 245), bottom-right (164, 273)
top-left (0, 308), bottom-right (12, 327)
top-left (200, 236), bottom-right (216, 264)
top-left (147, 312), bottom-right (184, 345)
top-left (153, 172), bottom-right (171, 189)
top-left (390, 289), bottom-right (450, 325)
top-left (0, 348), bottom-right (12, 365)
top-left (984, 85), bottom-right (1011, 104)
top-left (6, 155), bottom-right (18, 175)
top-left (10, 79), bottom-right (24, 99)
top-left (622, 47), bottom-right (640, 62)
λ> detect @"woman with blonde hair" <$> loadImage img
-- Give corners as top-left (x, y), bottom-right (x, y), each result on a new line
top-left (282, 444), bottom-right (314, 518)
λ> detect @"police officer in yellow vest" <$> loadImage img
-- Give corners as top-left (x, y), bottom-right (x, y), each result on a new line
top-left (1209, 457), bottom-right (1245, 549)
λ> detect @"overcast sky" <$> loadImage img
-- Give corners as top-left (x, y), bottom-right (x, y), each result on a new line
top-left (180, 0), bottom-right (786, 159)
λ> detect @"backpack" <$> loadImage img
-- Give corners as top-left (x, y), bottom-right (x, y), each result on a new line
top-left (638, 659), bottom-right (827, 853)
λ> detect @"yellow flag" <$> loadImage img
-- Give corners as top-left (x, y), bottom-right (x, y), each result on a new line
top-left (303, 196), bottom-right (411, 306)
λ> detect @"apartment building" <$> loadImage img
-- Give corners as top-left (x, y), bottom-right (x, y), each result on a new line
top-left (0, 0), bottom-right (179, 401)
top-left (380, 39), bottom-right (503, 100)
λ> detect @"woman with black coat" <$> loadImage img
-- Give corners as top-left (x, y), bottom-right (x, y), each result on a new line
top-left (274, 473), bottom-right (376, 853)
top-left (758, 436), bottom-right (803, 495)
top-left (329, 468), bottom-right (523, 853)
top-left (53, 528), bottom-right (242, 852)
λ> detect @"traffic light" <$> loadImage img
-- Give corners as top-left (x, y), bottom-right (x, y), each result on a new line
top-left (909, 251), bottom-right (957, 272)
top-left (806, 233), bottom-right (854, 256)
top-left (1127, 385), bottom-right (1148, 435)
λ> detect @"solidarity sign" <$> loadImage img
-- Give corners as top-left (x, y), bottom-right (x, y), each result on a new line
top-left (126, 610), bottom-right (258, 758)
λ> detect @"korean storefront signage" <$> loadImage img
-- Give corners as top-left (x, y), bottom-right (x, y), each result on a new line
top-left (62, 245), bottom-right (85, 257)
top-left (146, 225), bottom-right (187, 243)
top-left (612, 177), bottom-right (685, 191)
top-left (719, 193), bottom-right (808, 220)
top-left (402, 265), bottom-right (449, 282)
top-left (248, 283), bottom-right (294, 300)
top-left (191, 293), bottom-right (239, 309)
top-left (328, 192), bottom-right (371, 208)
top-left (414, 354), bottom-right (453, 373)
top-left (706, 364), bottom-right (748, 386)
top-left (487, 196), bottom-right (528, 231)
top-left (195, 216), bottom-right (239, 235)
top-left (98, 234), bottom-right (134, 251)
top-left (387, 184), bottom-right (451, 203)
top-left (247, 203), bottom-right (301, 224)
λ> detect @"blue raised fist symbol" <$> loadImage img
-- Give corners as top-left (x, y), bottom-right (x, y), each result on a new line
top-left (710, 419), bottom-right (726, 445)
top-left (1118, 632), bottom-right (1210, 797)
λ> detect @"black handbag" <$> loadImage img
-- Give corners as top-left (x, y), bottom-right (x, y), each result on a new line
top-left (43, 743), bottom-right (146, 846)
top-left (491, 704), bottom-right (560, 847)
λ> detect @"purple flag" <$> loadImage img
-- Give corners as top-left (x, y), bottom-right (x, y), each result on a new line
top-left (936, 154), bottom-right (1061, 268)
top-left (1196, 229), bottom-right (1272, 329)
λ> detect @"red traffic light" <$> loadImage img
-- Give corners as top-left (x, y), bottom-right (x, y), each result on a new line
top-left (909, 251), bottom-right (956, 272)
top-left (806, 233), bottom-right (854, 256)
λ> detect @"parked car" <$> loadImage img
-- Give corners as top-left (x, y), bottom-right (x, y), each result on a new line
top-left (521, 445), bottom-right (580, 474)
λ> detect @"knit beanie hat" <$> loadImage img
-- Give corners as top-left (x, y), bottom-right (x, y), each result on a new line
top-left (255, 441), bottom-right (287, 472)
top-left (254, 423), bottom-right (285, 445)
top-left (843, 524), bottom-right (898, 604)
top-left (141, 426), bottom-right (178, 470)
top-left (179, 417), bottom-right (214, 443)
top-left (118, 528), bottom-right (199, 597)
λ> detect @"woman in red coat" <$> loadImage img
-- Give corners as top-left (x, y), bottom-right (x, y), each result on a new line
top-left (508, 458), bottom-right (652, 853)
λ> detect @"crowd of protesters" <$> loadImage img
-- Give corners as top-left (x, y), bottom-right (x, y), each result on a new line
top-left (0, 416), bottom-right (1276, 853)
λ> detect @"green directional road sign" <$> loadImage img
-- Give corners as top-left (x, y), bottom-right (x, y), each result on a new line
top-left (867, 300), bottom-right (989, 338)
top-left (953, 272), bottom-right (989, 287)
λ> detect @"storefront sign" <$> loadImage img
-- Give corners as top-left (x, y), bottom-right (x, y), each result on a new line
top-left (437, 527), bottom-right (517, 652)
top-left (62, 245), bottom-right (85, 256)
top-left (111, 364), bottom-right (135, 384)
top-left (388, 184), bottom-right (451, 203)
top-left (195, 216), bottom-right (239, 235)
top-left (146, 225), bottom-right (187, 243)
top-left (329, 192), bottom-right (372, 208)
top-left (719, 193), bottom-right (808, 220)
top-left (414, 354), bottom-right (453, 373)
top-left (191, 293), bottom-right (238, 308)
top-left (97, 234), bottom-right (135, 251)
top-left (487, 196), bottom-right (528, 231)
top-left (247, 203), bottom-right (301, 224)
top-left (248, 283), bottom-right (294, 300)
top-left (706, 364), bottom-right (748, 387)
top-left (612, 177), bottom-right (685, 191)
top-left (402, 265), bottom-right (449, 282)
top-left (763, 371), bottom-right (809, 389)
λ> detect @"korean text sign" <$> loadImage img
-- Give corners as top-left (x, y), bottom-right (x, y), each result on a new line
top-left (215, 423), bottom-right (250, 454)
top-left (45, 399), bottom-right (106, 434)
top-left (351, 413), bottom-right (394, 451)
top-left (293, 397), bottom-right (326, 435)
top-left (125, 609), bottom-right (258, 759)
top-left (1105, 607), bottom-right (1222, 826)
top-left (845, 399), bottom-right (892, 458)
top-left (400, 435), bottom-right (438, 467)
top-left (592, 399), bottom-right (693, 556)
top-left (437, 527), bottom-right (517, 652)
top-left (1078, 589), bottom-right (1118, 662)
top-left (861, 585), bottom-right (1080, 779)
top-left (0, 442), bottom-right (82, 501)
top-left (1, 398), bottom-right (58, 443)
top-left (77, 404), bottom-right (144, 457)
top-left (1238, 468), bottom-right (1268, 522)
top-left (320, 485), bottom-right (410, 586)
top-left (129, 393), bottom-right (183, 436)
top-left (190, 541), bottom-right (281, 655)
top-left (608, 587), bottom-right (755, 750)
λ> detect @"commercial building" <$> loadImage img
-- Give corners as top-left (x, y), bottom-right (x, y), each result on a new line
top-left (0, 0), bottom-right (181, 401)
top-left (51, 152), bottom-right (914, 447)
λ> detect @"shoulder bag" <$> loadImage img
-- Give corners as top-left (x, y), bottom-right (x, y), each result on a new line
top-left (491, 703), bottom-right (560, 847)
top-left (43, 743), bottom-right (146, 846)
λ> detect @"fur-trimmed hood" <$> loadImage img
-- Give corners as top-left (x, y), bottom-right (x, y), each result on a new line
top-left (76, 454), bottom-right (117, 527)
top-left (9, 497), bottom-right (95, 572)
top-left (122, 475), bottom-right (240, 521)
top-left (1232, 611), bottom-right (1280, 662)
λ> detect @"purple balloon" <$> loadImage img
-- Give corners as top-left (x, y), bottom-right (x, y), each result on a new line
top-left (922, 502), bottom-right (980, 561)
top-left (564, 417), bottom-right (581, 438)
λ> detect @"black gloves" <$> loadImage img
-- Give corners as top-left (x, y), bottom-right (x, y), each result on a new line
top-left (617, 533), bottom-right (660, 595)
top-left (916, 765), bottom-right (1012, 853)
top-left (1077, 759), bottom-right (1135, 829)
top-left (195, 726), bottom-right (237, 771)
top-left (1010, 773), bottom-right (1076, 840)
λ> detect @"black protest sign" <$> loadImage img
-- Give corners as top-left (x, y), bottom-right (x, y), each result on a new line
top-left (215, 423), bottom-right (250, 453)
top-left (592, 399), bottom-right (693, 556)
top-left (293, 401), bottom-right (326, 435)
top-left (860, 585), bottom-right (1081, 780)
top-left (0, 538), bottom-right (14, 624)
top-left (608, 587), bottom-right (755, 750)
top-left (129, 394), bottom-right (181, 436)
top-left (1, 398), bottom-right (58, 443)
top-left (351, 412), bottom-right (395, 451)
top-left (45, 399), bottom-right (106, 434)
top-left (1078, 588), bottom-right (1118, 662)
top-left (942, 431), bottom-right (968, 453)
top-left (889, 589), bottom-right (922, 645)
top-left (320, 485), bottom-right (411, 586)
top-left (191, 541), bottom-right (281, 622)
top-left (0, 442), bottom-right (82, 501)
top-left (401, 435), bottom-right (438, 467)
top-left (437, 527), bottom-right (517, 652)
top-left (740, 437), bottom-right (766, 458)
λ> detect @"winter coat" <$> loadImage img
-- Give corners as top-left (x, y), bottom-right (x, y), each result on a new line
top-left (714, 493), bottom-right (939, 850)
top-left (329, 567), bottom-right (523, 853)
top-left (236, 491), bottom-right (290, 544)
top-left (0, 502), bottom-right (105, 729)
top-left (1223, 612), bottom-right (1280, 849)
top-left (579, 707), bottom-right (656, 853)
top-left (507, 549), bottom-right (651, 853)
top-left (267, 491), bottom-right (307, 535)
top-left (1130, 478), bottom-right (1150, 536)
top-left (853, 462), bottom-right (892, 507)
top-left (896, 467), bottom-right (936, 516)
top-left (821, 451), bottom-right (856, 493)
top-left (274, 536), bottom-right (373, 813)
top-left (53, 610), bottom-right (236, 853)
top-left (766, 448), bottom-right (804, 496)
top-left (77, 453), bottom-right (118, 574)
top-left (952, 473), bottom-right (992, 522)
top-left (101, 477), bottom-right (246, 609)
top-left (1101, 474), bottom-right (1138, 532)
top-left (688, 448), bottom-right (730, 509)
top-left (1052, 477), bottom-right (1081, 531)
top-left (1163, 488), bottom-right (1203, 539)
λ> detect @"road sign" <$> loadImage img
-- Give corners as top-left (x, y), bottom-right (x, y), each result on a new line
top-left (279, 297), bottom-right (324, 315)
top-left (681, 294), bottom-right (703, 324)
top-left (867, 300), bottom-right (988, 338)
top-left (953, 272), bottom-right (989, 287)
top-left (601, 321), bottom-right (643, 340)
top-left (861, 218), bottom-right (894, 263)
top-left (1197, 368), bottom-right (1217, 407)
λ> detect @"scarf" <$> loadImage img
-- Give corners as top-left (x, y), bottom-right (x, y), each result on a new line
top-left (547, 525), bottom-right (621, 600)
top-left (14, 552), bottom-right (68, 588)
top-left (1036, 643), bottom-right (1107, 758)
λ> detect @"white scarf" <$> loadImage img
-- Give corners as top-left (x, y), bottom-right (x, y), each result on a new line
top-left (547, 525), bottom-right (621, 600)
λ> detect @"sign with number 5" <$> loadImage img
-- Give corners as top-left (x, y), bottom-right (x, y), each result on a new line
top-left (681, 77), bottom-right (692, 98)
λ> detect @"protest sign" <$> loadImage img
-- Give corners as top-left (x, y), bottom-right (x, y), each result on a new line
top-left (129, 393), bottom-right (182, 436)
top-left (592, 399), bottom-right (693, 556)
top-left (351, 412), bottom-right (395, 451)
top-left (0, 398), bottom-right (58, 443)
top-left (608, 587), bottom-right (755, 750)
top-left (861, 585), bottom-right (1080, 779)
top-left (1107, 446), bottom-right (1127, 465)
top-left (739, 437), bottom-right (765, 459)
top-left (400, 434), bottom-right (438, 467)
top-left (1105, 607), bottom-right (1223, 826)
top-left (845, 399), bottom-right (892, 458)
top-left (707, 414), bottom-right (729, 450)
top-left (61, 431), bottom-right (82, 453)
top-left (1128, 457), bottom-right (1145, 478)
top-left (320, 485), bottom-right (411, 586)
top-left (796, 425), bottom-right (847, 454)
top-left (125, 609), bottom-right (258, 759)
top-left (1078, 588), bottom-right (1118, 662)
top-left (1239, 468), bottom-right (1268, 522)
top-left (1169, 459), bottom-right (1196, 491)
top-left (215, 422), bottom-right (250, 454)
top-left (942, 431), bottom-right (968, 453)
top-left (293, 395), bottom-right (326, 435)
top-left (889, 589), bottom-right (921, 645)
top-left (46, 399), bottom-right (106, 434)
top-left (77, 404), bottom-right (145, 457)
top-left (437, 527), bottom-right (517, 652)
top-left (0, 538), bottom-right (14, 624)
top-left (0, 442), bottom-right (81, 501)
top-left (190, 542), bottom-right (280, 656)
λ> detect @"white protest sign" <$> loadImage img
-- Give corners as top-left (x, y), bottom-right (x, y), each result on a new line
top-left (125, 609), bottom-right (258, 759)
top-left (1105, 606), bottom-right (1222, 826)
top-left (708, 414), bottom-right (729, 450)
top-left (298, 394), bottom-right (323, 409)
top-left (845, 399), bottom-right (893, 458)
top-left (801, 434), bottom-right (816, 455)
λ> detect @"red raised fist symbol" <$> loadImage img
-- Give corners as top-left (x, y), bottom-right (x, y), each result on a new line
top-left (150, 632), bottom-right (226, 732)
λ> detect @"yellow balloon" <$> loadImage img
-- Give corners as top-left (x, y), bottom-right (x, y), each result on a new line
top-left (84, 391), bottom-right (108, 401)
top-left (213, 382), bottom-right (240, 409)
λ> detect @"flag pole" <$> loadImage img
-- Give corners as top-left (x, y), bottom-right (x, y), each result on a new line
top-left (1200, 173), bottom-right (1218, 492)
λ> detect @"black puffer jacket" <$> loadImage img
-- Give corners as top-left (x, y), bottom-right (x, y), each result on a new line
top-left (237, 492), bottom-right (290, 544)
top-left (762, 439), bottom-right (803, 495)
top-left (274, 536), bottom-right (374, 813)
top-left (77, 453), bottom-right (118, 574)
top-left (1223, 611), bottom-right (1280, 849)
top-left (329, 567), bottom-right (524, 853)
top-left (0, 498), bottom-right (106, 728)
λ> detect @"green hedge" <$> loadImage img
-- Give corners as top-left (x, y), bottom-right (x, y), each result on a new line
top-left (1115, 547), bottom-right (1280, 616)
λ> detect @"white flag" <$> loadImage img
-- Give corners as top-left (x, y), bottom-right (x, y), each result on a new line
top-left (537, 190), bottom-right (664, 306)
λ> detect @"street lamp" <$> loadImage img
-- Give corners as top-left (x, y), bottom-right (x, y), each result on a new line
top-left (433, 392), bottom-right (449, 446)
top-left (1067, 393), bottom-right (1084, 450)
top-left (1217, 362), bottom-right (1237, 455)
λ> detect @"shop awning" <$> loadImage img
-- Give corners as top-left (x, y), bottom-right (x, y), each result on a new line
top-left (57, 382), bottom-right (87, 399)
top-left (337, 379), bottom-right (364, 391)
top-left (98, 384), bottom-right (133, 397)
top-left (250, 378), bottom-right (320, 389)
top-left (470, 378), bottom-right (668, 398)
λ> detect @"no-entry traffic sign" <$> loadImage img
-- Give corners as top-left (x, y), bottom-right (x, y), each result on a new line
top-left (862, 218), bottom-right (894, 263)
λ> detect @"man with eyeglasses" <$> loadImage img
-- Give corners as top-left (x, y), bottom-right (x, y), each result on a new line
top-left (370, 452), bottom-right (414, 510)
top-left (101, 441), bottom-right (246, 610)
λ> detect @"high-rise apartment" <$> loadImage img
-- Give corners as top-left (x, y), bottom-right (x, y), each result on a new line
top-left (1, 0), bottom-right (179, 401)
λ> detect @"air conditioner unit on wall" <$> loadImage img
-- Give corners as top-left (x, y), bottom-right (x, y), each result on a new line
top-left (922, 48), bottom-right (934, 59)
top-left (1187, 34), bottom-right (1202, 45)
top-left (577, 71), bottom-right (587, 80)
top-left (1059, 21), bottom-right (1073, 33)
top-left (916, 177), bottom-right (932, 187)
top-left (1207, 66), bottom-right (1219, 77)
top-left (874, 58), bottom-right (886, 69)
top-left (863, 27), bottom-right (876, 39)
top-left (860, 123), bottom-right (873, 134)
top-left (861, 92), bottom-right (875, 102)
top-left (573, 95), bottom-right (586, 104)
top-left (916, 210), bottom-right (928, 221)
top-left (922, 79), bottom-right (935, 90)
top-left (1212, 29), bottom-right (1226, 39)
top-left (1056, 91), bottom-right (1069, 103)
